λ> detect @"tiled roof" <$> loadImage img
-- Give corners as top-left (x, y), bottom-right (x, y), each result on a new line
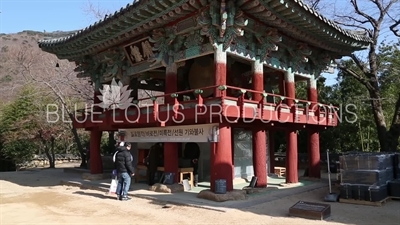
top-left (38, 0), bottom-right (142, 48)
top-left (292, 0), bottom-right (371, 43)
top-left (38, 0), bottom-right (371, 52)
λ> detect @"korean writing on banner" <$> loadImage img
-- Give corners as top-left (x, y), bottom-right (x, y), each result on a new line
top-left (129, 127), bottom-right (204, 138)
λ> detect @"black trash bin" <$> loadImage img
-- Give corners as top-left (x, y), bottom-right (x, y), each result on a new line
top-left (215, 179), bottom-right (227, 194)
top-left (329, 162), bottom-right (339, 173)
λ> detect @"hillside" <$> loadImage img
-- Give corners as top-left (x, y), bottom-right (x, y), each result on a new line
top-left (0, 30), bottom-right (85, 104)
top-left (0, 30), bottom-right (78, 54)
top-left (0, 30), bottom-right (162, 107)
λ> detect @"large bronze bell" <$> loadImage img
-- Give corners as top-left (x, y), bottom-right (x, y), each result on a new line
top-left (188, 56), bottom-right (215, 98)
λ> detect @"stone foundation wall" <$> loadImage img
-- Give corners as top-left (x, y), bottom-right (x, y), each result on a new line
top-left (20, 154), bottom-right (81, 168)
top-left (274, 153), bottom-right (341, 169)
top-left (86, 156), bottom-right (115, 173)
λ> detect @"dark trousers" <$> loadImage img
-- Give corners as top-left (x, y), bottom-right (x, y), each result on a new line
top-left (191, 162), bottom-right (198, 175)
top-left (148, 170), bottom-right (156, 185)
top-left (191, 162), bottom-right (199, 184)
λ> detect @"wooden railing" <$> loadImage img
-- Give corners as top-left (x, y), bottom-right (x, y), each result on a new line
top-left (222, 85), bottom-right (338, 125)
top-left (74, 85), bottom-right (339, 125)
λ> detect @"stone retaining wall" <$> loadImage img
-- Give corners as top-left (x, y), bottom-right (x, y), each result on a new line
top-left (274, 153), bottom-right (341, 169)
top-left (20, 154), bottom-right (81, 168)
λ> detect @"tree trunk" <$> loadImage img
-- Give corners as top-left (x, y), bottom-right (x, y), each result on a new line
top-left (368, 90), bottom-right (389, 151)
top-left (71, 126), bottom-right (86, 168)
top-left (367, 128), bottom-right (370, 152)
top-left (108, 131), bottom-right (115, 153)
top-left (358, 120), bottom-right (365, 151)
top-left (43, 145), bottom-right (55, 168)
top-left (50, 137), bottom-right (56, 168)
top-left (68, 113), bottom-right (86, 168)
top-left (388, 94), bottom-right (400, 152)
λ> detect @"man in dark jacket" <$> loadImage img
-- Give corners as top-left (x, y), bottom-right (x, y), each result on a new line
top-left (114, 142), bottom-right (135, 201)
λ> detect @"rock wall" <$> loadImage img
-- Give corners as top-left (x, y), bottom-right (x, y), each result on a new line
top-left (20, 154), bottom-right (81, 168)
top-left (273, 152), bottom-right (341, 169)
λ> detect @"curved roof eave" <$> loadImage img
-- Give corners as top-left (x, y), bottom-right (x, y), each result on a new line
top-left (38, 0), bottom-right (142, 49)
top-left (38, 0), bottom-right (372, 57)
top-left (292, 0), bottom-right (371, 44)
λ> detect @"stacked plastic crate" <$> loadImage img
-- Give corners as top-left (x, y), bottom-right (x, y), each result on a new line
top-left (339, 153), bottom-right (394, 202)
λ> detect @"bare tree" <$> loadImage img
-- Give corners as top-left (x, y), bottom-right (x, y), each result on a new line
top-left (82, 0), bottom-right (112, 21)
top-left (9, 45), bottom-right (93, 167)
top-left (388, 8), bottom-right (400, 37)
top-left (326, 0), bottom-right (400, 151)
top-left (28, 113), bottom-right (67, 169)
top-left (0, 45), bottom-right (30, 102)
top-left (303, 0), bottom-right (322, 10)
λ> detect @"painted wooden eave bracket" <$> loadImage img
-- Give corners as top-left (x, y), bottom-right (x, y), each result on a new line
top-left (38, 0), bottom-right (208, 59)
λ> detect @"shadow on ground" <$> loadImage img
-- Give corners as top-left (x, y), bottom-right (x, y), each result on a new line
top-left (72, 190), bottom-right (117, 200)
top-left (1, 166), bottom-right (399, 225)
top-left (129, 185), bottom-right (399, 225)
top-left (0, 167), bottom-right (78, 187)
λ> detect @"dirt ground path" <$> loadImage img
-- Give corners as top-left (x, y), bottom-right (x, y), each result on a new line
top-left (0, 168), bottom-right (399, 225)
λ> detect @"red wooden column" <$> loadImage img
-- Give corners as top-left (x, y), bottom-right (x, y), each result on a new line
top-left (307, 76), bottom-right (321, 178)
top-left (89, 129), bottom-right (103, 174)
top-left (284, 68), bottom-right (298, 184)
top-left (163, 63), bottom-right (179, 182)
top-left (214, 44), bottom-right (227, 97)
top-left (252, 58), bottom-right (267, 187)
top-left (269, 131), bottom-right (275, 173)
top-left (210, 123), bottom-right (233, 192)
top-left (210, 44), bottom-right (233, 192)
top-left (89, 87), bottom-right (103, 174)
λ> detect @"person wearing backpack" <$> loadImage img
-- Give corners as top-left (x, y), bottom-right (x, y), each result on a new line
top-left (113, 142), bottom-right (135, 201)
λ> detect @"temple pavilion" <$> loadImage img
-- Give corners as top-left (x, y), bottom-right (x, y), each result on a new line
top-left (38, 0), bottom-right (371, 193)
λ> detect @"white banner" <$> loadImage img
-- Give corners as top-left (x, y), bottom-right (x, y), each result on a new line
top-left (122, 123), bottom-right (220, 143)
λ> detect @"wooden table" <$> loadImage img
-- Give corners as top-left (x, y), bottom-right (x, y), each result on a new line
top-left (274, 167), bottom-right (286, 177)
top-left (157, 167), bottom-right (194, 188)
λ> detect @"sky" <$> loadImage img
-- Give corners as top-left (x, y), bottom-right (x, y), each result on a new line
top-left (1, 0), bottom-right (395, 86)
top-left (0, 0), bottom-right (133, 34)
